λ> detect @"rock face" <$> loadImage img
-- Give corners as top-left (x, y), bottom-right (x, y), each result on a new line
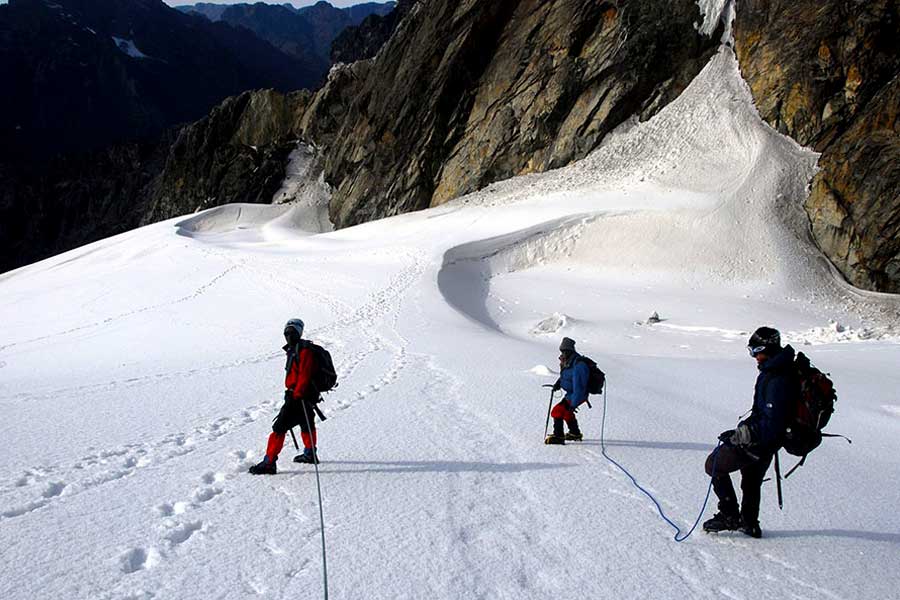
top-left (141, 59), bottom-right (376, 224)
top-left (330, 0), bottom-right (413, 64)
top-left (141, 90), bottom-right (312, 225)
top-left (319, 0), bottom-right (720, 227)
top-left (733, 0), bottom-right (900, 292)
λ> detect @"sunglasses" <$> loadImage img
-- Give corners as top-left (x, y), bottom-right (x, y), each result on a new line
top-left (748, 345), bottom-right (767, 357)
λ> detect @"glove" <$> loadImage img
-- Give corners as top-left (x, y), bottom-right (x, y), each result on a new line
top-left (284, 389), bottom-right (294, 403)
top-left (552, 379), bottom-right (562, 392)
top-left (718, 429), bottom-right (735, 444)
top-left (730, 424), bottom-right (752, 447)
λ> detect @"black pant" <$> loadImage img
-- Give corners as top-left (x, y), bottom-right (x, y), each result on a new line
top-left (272, 399), bottom-right (317, 435)
top-left (705, 445), bottom-right (773, 525)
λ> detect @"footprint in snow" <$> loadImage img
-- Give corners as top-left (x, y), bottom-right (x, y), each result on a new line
top-left (164, 520), bottom-right (203, 546)
top-left (120, 547), bottom-right (161, 574)
top-left (191, 486), bottom-right (223, 504)
top-left (41, 481), bottom-right (67, 498)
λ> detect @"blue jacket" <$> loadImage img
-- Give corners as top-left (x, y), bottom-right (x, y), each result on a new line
top-left (744, 345), bottom-right (797, 450)
top-left (560, 354), bottom-right (591, 410)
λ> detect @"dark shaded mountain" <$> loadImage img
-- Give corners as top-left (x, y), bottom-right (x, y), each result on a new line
top-left (0, 138), bottom-right (173, 274)
top-left (0, 0), bottom-right (320, 160)
top-left (331, 0), bottom-right (412, 64)
top-left (175, 2), bottom-right (229, 21)
top-left (178, 1), bottom-right (395, 71)
top-left (215, 3), bottom-right (326, 76)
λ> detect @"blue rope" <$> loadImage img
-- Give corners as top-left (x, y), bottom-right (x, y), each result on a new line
top-left (599, 384), bottom-right (720, 542)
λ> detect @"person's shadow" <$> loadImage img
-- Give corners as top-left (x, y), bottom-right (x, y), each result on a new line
top-left (281, 460), bottom-right (576, 476)
top-left (580, 438), bottom-right (713, 452)
top-left (764, 529), bottom-right (900, 545)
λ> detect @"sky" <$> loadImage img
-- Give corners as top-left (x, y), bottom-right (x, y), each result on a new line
top-left (0, 1), bottom-right (390, 10)
top-left (164, 1), bottom-right (377, 7)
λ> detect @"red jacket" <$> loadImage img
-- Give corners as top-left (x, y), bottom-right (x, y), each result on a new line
top-left (285, 345), bottom-right (316, 400)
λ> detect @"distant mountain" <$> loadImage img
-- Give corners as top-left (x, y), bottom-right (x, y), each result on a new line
top-left (178, 1), bottom-right (395, 69)
top-left (331, 0), bottom-right (411, 64)
top-left (0, 0), bottom-right (321, 160)
top-left (175, 2), bottom-right (230, 21)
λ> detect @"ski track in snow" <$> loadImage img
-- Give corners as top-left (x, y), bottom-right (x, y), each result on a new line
top-left (0, 248), bottom-right (426, 530)
top-left (3, 244), bottom-right (432, 599)
top-left (0, 261), bottom-right (239, 354)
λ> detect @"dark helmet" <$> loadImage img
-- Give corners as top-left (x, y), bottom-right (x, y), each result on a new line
top-left (748, 326), bottom-right (781, 357)
top-left (559, 337), bottom-right (576, 353)
top-left (284, 318), bottom-right (304, 344)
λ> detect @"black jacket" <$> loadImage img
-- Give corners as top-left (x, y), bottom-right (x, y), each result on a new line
top-left (744, 345), bottom-right (797, 451)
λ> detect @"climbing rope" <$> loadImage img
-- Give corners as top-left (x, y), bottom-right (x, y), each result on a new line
top-left (599, 382), bottom-right (720, 542)
top-left (300, 405), bottom-right (329, 599)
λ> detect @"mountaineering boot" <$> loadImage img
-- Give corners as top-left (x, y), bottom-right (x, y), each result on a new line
top-left (249, 456), bottom-right (277, 475)
top-left (565, 431), bottom-right (583, 441)
top-left (544, 434), bottom-right (566, 445)
top-left (740, 522), bottom-right (762, 539)
top-left (702, 512), bottom-right (741, 533)
top-left (293, 449), bottom-right (320, 464)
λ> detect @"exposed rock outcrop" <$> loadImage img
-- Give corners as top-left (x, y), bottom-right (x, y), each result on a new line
top-left (733, 0), bottom-right (900, 292)
top-left (141, 89), bottom-right (311, 224)
top-left (320, 0), bottom-right (720, 227)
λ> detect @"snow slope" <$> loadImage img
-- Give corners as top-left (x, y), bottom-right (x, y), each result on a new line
top-left (2, 49), bottom-right (899, 600)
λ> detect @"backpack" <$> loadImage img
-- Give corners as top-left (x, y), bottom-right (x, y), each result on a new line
top-left (780, 351), bottom-right (848, 477)
top-left (304, 341), bottom-right (338, 394)
top-left (576, 355), bottom-right (606, 395)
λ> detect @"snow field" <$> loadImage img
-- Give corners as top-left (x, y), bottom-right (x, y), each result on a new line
top-left (1, 48), bottom-right (899, 599)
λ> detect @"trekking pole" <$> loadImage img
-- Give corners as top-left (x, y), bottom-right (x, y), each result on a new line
top-left (289, 428), bottom-right (300, 451)
top-left (542, 385), bottom-right (555, 439)
top-left (300, 400), bottom-right (329, 600)
top-left (774, 451), bottom-right (784, 510)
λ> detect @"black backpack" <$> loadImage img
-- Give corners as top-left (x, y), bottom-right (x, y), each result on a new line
top-left (305, 341), bottom-right (338, 394)
top-left (781, 352), bottom-right (848, 477)
top-left (576, 355), bottom-right (606, 395)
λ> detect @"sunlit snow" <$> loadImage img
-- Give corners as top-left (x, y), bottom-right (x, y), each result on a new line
top-left (2, 49), bottom-right (898, 600)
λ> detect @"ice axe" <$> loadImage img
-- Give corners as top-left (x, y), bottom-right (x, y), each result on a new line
top-left (542, 384), bottom-right (556, 439)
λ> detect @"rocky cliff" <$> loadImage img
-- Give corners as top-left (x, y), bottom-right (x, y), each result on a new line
top-left (733, 0), bottom-right (900, 292)
top-left (141, 59), bottom-right (374, 224)
top-left (140, 90), bottom-right (311, 225)
top-left (1, 0), bottom-right (722, 271)
top-left (320, 0), bottom-right (720, 226)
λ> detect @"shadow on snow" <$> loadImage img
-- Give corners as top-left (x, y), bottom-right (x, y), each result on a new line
top-left (279, 460), bottom-right (576, 476)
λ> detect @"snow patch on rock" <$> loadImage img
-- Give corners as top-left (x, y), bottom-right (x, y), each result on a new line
top-left (112, 37), bottom-right (149, 59)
